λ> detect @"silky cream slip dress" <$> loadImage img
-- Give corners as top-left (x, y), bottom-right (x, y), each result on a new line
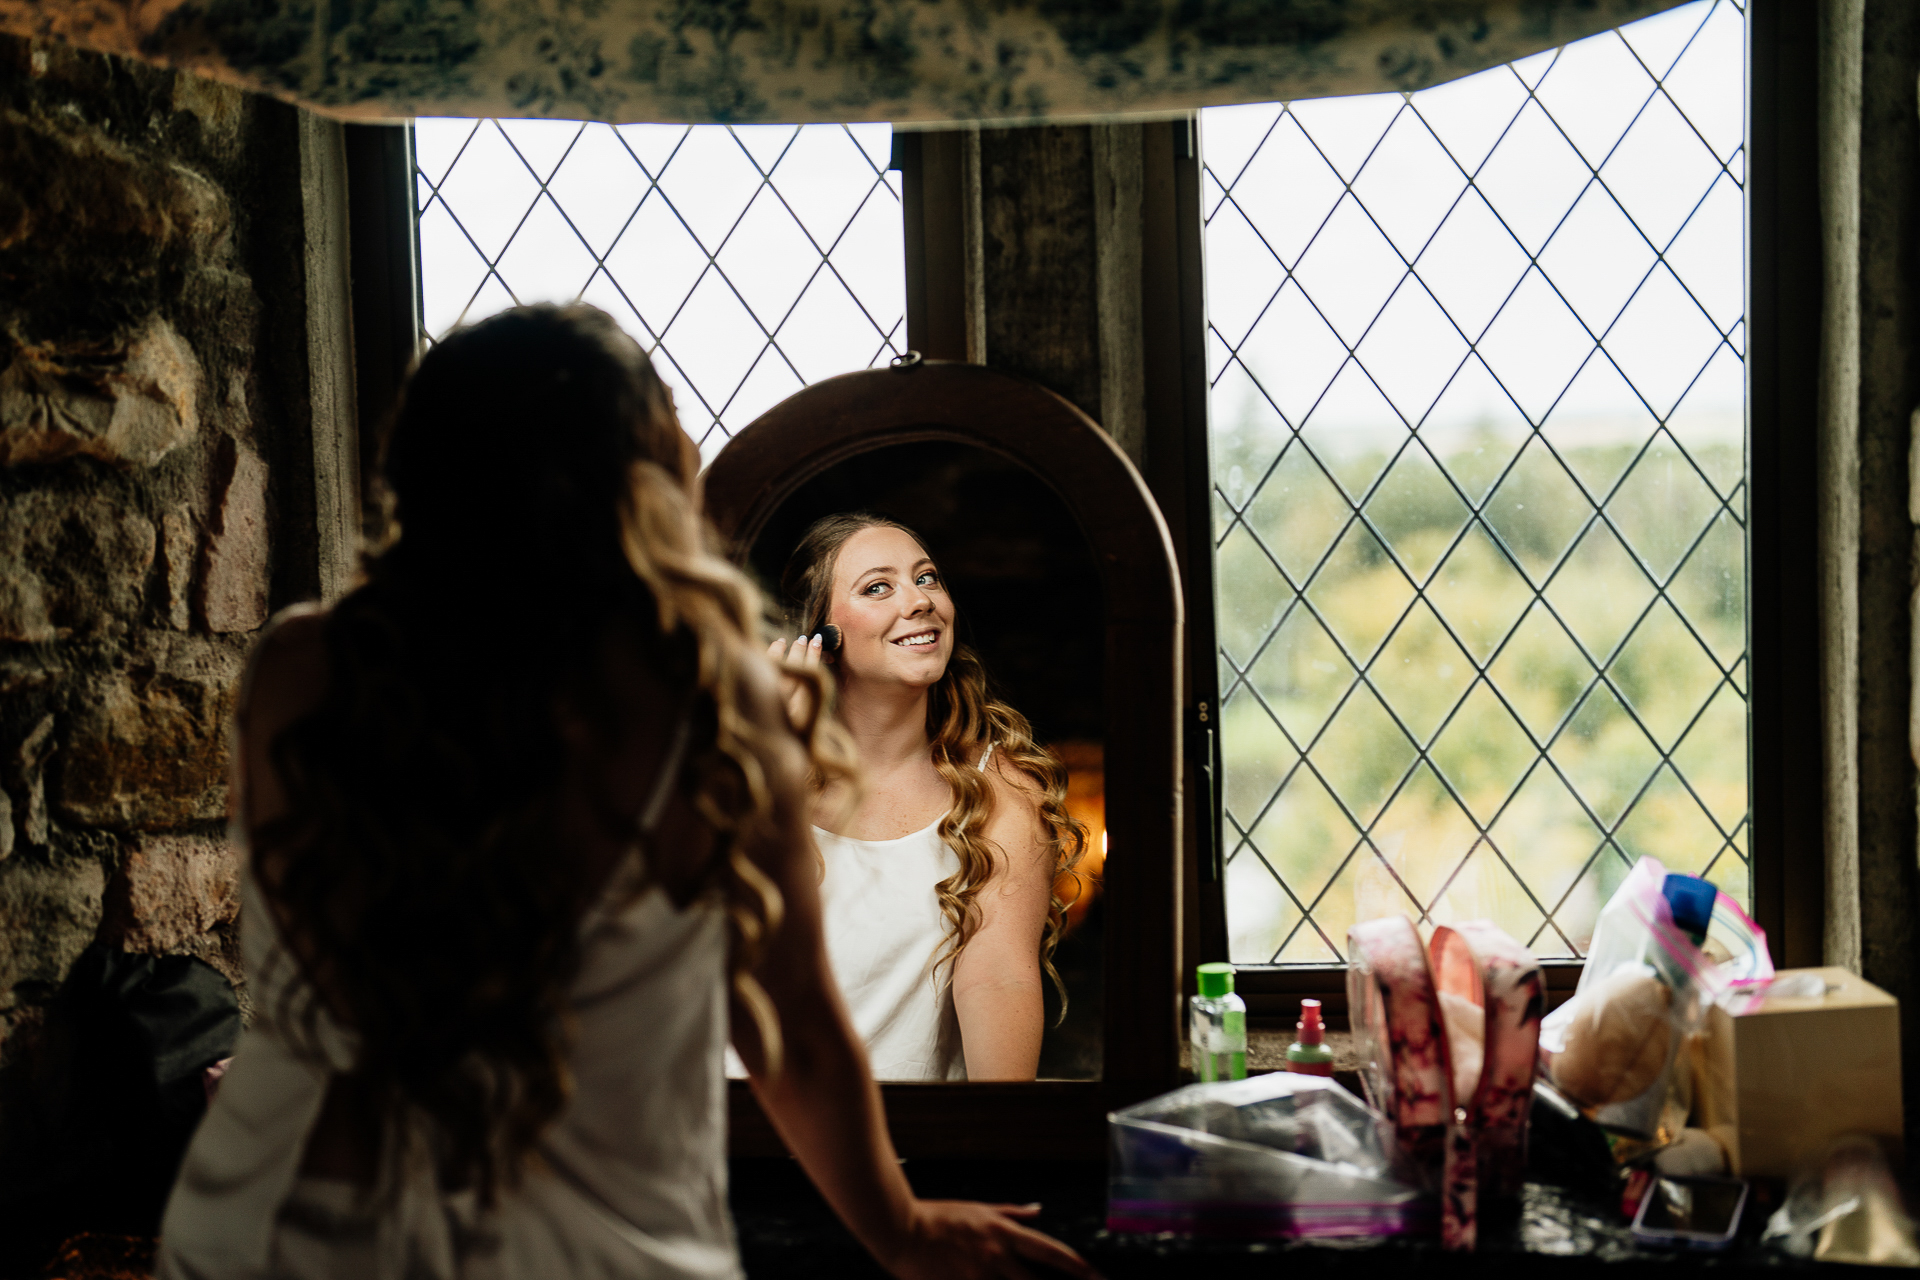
top-left (157, 713), bottom-right (742, 1280)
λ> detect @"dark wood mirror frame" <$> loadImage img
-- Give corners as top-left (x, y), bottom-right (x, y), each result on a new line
top-left (704, 362), bottom-right (1185, 1158)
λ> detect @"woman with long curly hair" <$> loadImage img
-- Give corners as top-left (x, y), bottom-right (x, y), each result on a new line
top-left (772, 514), bottom-right (1085, 1081)
top-left (156, 306), bottom-right (1092, 1280)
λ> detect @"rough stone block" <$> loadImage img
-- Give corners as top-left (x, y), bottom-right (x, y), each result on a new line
top-left (0, 490), bottom-right (155, 643)
top-left (8, 713), bottom-right (52, 851)
top-left (170, 73), bottom-right (245, 158)
top-left (101, 833), bottom-right (238, 954)
top-left (0, 106), bottom-right (231, 270)
top-left (158, 504), bottom-right (195, 630)
top-left (56, 672), bottom-right (231, 829)
top-left (0, 855), bottom-right (105, 998)
top-left (0, 316), bottom-right (202, 468)
top-left (195, 439), bottom-right (268, 634)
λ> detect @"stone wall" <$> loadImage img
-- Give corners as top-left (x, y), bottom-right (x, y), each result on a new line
top-left (1814, 0), bottom-right (1920, 1150)
top-left (0, 34), bottom-right (327, 1252)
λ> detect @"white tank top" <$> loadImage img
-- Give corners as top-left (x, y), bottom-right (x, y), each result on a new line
top-left (811, 745), bottom-right (994, 1083)
top-left (814, 819), bottom-right (966, 1081)
top-left (158, 704), bottom-right (738, 1280)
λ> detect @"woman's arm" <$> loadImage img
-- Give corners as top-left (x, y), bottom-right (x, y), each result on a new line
top-left (727, 670), bottom-right (1094, 1280)
top-left (230, 607), bottom-right (389, 1184)
top-left (950, 761), bottom-right (1055, 1081)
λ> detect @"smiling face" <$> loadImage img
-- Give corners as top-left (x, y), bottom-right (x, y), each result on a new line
top-left (826, 524), bottom-right (956, 691)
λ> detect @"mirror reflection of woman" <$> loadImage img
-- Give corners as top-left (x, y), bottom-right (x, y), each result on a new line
top-left (773, 515), bottom-right (1085, 1081)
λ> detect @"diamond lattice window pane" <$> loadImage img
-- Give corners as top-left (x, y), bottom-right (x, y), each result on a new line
top-left (415, 119), bottom-right (905, 461)
top-left (1206, 0), bottom-right (1748, 963)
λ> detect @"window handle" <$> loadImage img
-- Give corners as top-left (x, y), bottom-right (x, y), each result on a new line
top-left (1192, 704), bottom-right (1220, 883)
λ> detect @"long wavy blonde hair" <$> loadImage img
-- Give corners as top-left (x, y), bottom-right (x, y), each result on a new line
top-left (781, 513), bottom-right (1085, 1016)
top-left (254, 305), bottom-right (853, 1204)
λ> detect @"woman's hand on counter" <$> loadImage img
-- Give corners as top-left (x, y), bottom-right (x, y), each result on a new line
top-left (882, 1200), bottom-right (1100, 1280)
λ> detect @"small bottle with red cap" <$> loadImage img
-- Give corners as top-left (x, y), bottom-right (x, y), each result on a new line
top-left (1286, 999), bottom-right (1335, 1077)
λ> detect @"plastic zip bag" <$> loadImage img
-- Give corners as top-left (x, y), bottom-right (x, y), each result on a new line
top-left (1107, 1073), bottom-right (1433, 1238)
top-left (1540, 857), bottom-right (1772, 1141)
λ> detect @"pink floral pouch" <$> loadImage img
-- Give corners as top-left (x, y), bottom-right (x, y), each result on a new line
top-left (1348, 915), bottom-right (1543, 1251)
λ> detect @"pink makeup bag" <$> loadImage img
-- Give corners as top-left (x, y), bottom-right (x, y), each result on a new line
top-left (1348, 915), bottom-right (1544, 1250)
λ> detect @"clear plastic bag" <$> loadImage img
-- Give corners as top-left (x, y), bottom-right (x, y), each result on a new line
top-left (1762, 1136), bottom-right (1920, 1266)
top-left (1107, 1073), bottom-right (1433, 1238)
top-left (1540, 858), bottom-right (1770, 1140)
top-left (1705, 892), bottom-right (1774, 991)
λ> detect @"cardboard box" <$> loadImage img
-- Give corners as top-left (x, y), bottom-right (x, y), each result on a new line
top-left (1697, 967), bottom-right (1903, 1177)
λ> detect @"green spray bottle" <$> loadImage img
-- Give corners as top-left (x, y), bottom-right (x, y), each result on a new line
top-left (1190, 962), bottom-right (1247, 1082)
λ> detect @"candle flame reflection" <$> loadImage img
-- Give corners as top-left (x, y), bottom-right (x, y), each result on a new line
top-left (1050, 740), bottom-right (1105, 933)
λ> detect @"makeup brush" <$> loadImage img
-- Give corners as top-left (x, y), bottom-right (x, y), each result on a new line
top-left (819, 624), bottom-right (842, 654)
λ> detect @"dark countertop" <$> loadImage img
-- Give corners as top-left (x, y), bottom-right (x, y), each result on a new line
top-left (730, 1158), bottom-right (1866, 1278)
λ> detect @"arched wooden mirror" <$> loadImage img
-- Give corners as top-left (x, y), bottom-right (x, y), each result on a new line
top-left (705, 362), bottom-right (1184, 1157)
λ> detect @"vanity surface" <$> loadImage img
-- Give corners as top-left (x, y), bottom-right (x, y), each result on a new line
top-left (731, 1158), bottom-right (1842, 1277)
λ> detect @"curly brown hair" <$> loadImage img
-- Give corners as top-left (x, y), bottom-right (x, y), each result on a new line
top-left (253, 305), bottom-right (852, 1204)
top-left (780, 513), bottom-right (1085, 1019)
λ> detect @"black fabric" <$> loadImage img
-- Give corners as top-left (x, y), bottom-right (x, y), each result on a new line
top-left (0, 945), bottom-right (239, 1270)
top-left (68, 947), bottom-right (241, 1147)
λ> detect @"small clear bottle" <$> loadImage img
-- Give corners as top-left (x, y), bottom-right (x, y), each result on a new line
top-left (1285, 998), bottom-right (1335, 1076)
top-left (1190, 962), bottom-right (1247, 1082)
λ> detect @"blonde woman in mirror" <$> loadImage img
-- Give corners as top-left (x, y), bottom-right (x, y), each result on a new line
top-left (772, 514), bottom-right (1085, 1081)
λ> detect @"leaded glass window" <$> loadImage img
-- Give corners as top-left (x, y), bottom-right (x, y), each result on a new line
top-left (413, 120), bottom-right (906, 461)
top-left (1203, 0), bottom-right (1748, 963)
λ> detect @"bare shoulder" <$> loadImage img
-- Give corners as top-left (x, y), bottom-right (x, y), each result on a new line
top-left (980, 749), bottom-right (1048, 865)
top-left (983, 746), bottom-right (1046, 807)
top-left (243, 604), bottom-right (332, 734)
top-left (234, 605), bottom-right (333, 839)
top-left (257, 601), bottom-right (329, 652)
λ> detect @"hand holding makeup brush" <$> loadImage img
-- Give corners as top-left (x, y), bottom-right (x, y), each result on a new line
top-left (768, 627), bottom-right (835, 729)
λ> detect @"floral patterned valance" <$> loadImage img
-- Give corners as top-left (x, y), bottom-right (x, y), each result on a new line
top-left (2, 0), bottom-right (1690, 125)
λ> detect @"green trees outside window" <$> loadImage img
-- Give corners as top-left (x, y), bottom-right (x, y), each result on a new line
top-left (1203, 0), bottom-right (1749, 963)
